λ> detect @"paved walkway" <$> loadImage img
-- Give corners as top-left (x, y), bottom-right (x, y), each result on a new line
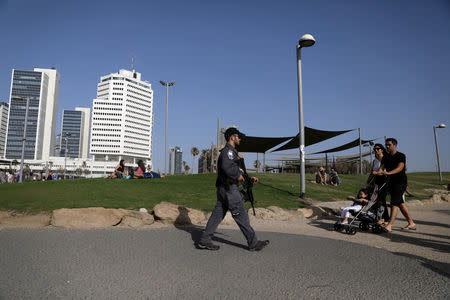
top-left (1, 203), bottom-right (449, 299)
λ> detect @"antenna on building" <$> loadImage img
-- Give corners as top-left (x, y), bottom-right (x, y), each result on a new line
top-left (131, 54), bottom-right (135, 72)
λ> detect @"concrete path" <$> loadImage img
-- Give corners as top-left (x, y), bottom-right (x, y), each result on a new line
top-left (1, 224), bottom-right (449, 299)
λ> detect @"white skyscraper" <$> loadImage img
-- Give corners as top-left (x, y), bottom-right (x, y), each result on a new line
top-left (34, 68), bottom-right (60, 161)
top-left (75, 107), bottom-right (91, 159)
top-left (90, 69), bottom-right (154, 166)
top-left (0, 102), bottom-right (9, 158)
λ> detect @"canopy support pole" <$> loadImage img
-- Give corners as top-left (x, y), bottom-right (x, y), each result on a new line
top-left (359, 128), bottom-right (362, 174)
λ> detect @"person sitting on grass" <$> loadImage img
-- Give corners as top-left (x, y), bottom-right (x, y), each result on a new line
top-left (328, 168), bottom-right (341, 186)
top-left (133, 160), bottom-right (146, 179)
top-left (338, 188), bottom-right (369, 225)
top-left (315, 167), bottom-right (327, 185)
top-left (108, 159), bottom-right (126, 179)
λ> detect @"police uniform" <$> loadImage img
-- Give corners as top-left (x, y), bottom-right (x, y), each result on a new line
top-left (199, 142), bottom-right (258, 248)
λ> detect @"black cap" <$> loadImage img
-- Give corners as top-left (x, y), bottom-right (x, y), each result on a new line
top-left (224, 127), bottom-right (245, 141)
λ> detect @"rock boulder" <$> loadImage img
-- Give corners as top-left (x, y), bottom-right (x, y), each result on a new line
top-left (0, 212), bottom-right (50, 228)
top-left (153, 202), bottom-right (205, 225)
top-left (51, 207), bottom-right (123, 228)
top-left (117, 210), bottom-right (154, 227)
top-left (250, 206), bottom-right (303, 221)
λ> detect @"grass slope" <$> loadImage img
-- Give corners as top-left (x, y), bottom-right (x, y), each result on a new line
top-left (0, 172), bottom-right (448, 213)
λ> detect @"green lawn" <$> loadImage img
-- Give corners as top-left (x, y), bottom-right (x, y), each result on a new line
top-left (0, 172), bottom-right (448, 213)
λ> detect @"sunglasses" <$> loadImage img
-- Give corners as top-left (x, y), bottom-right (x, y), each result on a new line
top-left (374, 148), bottom-right (382, 151)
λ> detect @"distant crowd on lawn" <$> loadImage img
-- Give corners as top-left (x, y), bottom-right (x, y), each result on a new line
top-left (107, 159), bottom-right (164, 180)
top-left (0, 159), bottom-right (164, 184)
top-left (315, 166), bottom-right (341, 186)
top-left (0, 168), bottom-right (61, 183)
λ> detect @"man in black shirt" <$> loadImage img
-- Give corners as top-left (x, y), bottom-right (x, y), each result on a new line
top-left (374, 138), bottom-right (416, 232)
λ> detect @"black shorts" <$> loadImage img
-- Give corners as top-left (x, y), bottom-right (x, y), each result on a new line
top-left (389, 183), bottom-right (406, 206)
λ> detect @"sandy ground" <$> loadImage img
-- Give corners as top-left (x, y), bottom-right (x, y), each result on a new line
top-left (1, 203), bottom-right (449, 271)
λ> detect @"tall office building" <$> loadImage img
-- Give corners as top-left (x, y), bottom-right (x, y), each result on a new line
top-left (90, 69), bottom-right (154, 165)
top-left (59, 108), bottom-right (90, 159)
top-left (75, 107), bottom-right (91, 159)
top-left (60, 110), bottom-right (83, 158)
top-left (169, 146), bottom-right (182, 175)
top-left (4, 68), bottom-right (59, 160)
top-left (5, 70), bottom-right (48, 159)
top-left (34, 68), bottom-right (60, 160)
top-left (0, 102), bottom-right (9, 158)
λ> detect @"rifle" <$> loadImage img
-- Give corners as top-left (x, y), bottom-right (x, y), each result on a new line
top-left (238, 157), bottom-right (256, 216)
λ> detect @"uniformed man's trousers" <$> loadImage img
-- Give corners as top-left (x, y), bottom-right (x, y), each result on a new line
top-left (200, 185), bottom-right (258, 248)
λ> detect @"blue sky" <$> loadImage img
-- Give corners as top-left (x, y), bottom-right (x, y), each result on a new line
top-left (0, 0), bottom-right (449, 173)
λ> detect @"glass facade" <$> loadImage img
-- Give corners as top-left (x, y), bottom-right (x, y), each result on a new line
top-left (60, 110), bottom-right (82, 158)
top-left (5, 70), bottom-right (43, 159)
top-left (169, 146), bottom-right (183, 175)
top-left (54, 133), bottom-right (61, 156)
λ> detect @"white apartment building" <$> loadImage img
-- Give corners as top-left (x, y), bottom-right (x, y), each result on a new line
top-left (90, 69), bottom-right (154, 168)
top-left (34, 68), bottom-right (60, 161)
top-left (0, 102), bottom-right (9, 158)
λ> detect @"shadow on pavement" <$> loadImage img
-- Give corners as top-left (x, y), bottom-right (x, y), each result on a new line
top-left (412, 219), bottom-right (450, 229)
top-left (392, 252), bottom-right (450, 278)
top-left (174, 207), bottom-right (248, 250)
top-left (308, 217), bottom-right (450, 277)
top-left (387, 230), bottom-right (450, 254)
top-left (309, 218), bottom-right (450, 254)
top-left (435, 209), bottom-right (450, 216)
top-left (308, 217), bottom-right (339, 232)
top-left (174, 225), bottom-right (248, 250)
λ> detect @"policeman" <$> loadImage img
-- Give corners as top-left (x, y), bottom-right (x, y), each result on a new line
top-left (198, 127), bottom-right (269, 251)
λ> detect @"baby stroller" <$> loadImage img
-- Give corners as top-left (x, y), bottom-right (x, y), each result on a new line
top-left (334, 180), bottom-right (388, 235)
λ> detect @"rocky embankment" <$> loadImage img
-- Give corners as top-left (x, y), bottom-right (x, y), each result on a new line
top-left (1, 189), bottom-right (449, 229)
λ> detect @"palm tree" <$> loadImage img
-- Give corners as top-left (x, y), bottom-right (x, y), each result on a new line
top-left (81, 161), bottom-right (87, 178)
top-left (200, 149), bottom-right (212, 173)
top-left (191, 147), bottom-right (199, 174)
top-left (11, 159), bottom-right (19, 172)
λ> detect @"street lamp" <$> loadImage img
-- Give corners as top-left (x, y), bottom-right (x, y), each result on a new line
top-left (63, 132), bottom-right (71, 179)
top-left (296, 34), bottom-right (315, 198)
top-left (433, 123), bottom-right (446, 182)
top-left (19, 96), bottom-right (30, 183)
top-left (160, 80), bottom-right (175, 175)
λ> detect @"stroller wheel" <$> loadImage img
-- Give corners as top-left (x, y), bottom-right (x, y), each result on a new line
top-left (334, 222), bottom-right (343, 231)
top-left (359, 222), bottom-right (369, 231)
top-left (349, 227), bottom-right (357, 235)
top-left (372, 225), bottom-right (381, 234)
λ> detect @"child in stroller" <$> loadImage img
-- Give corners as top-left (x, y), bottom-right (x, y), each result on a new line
top-left (334, 184), bottom-right (386, 235)
top-left (338, 188), bottom-right (369, 225)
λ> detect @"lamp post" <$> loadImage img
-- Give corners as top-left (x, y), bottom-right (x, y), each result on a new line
top-left (63, 132), bottom-right (71, 179)
top-left (160, 80), bottom-right (176, 175)
top-left (433, 123), bottom-right (446, 182)
top-left (19, 97), bottom-right (30, 183)
top-left (296, 34), bottom-right (315, 198)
